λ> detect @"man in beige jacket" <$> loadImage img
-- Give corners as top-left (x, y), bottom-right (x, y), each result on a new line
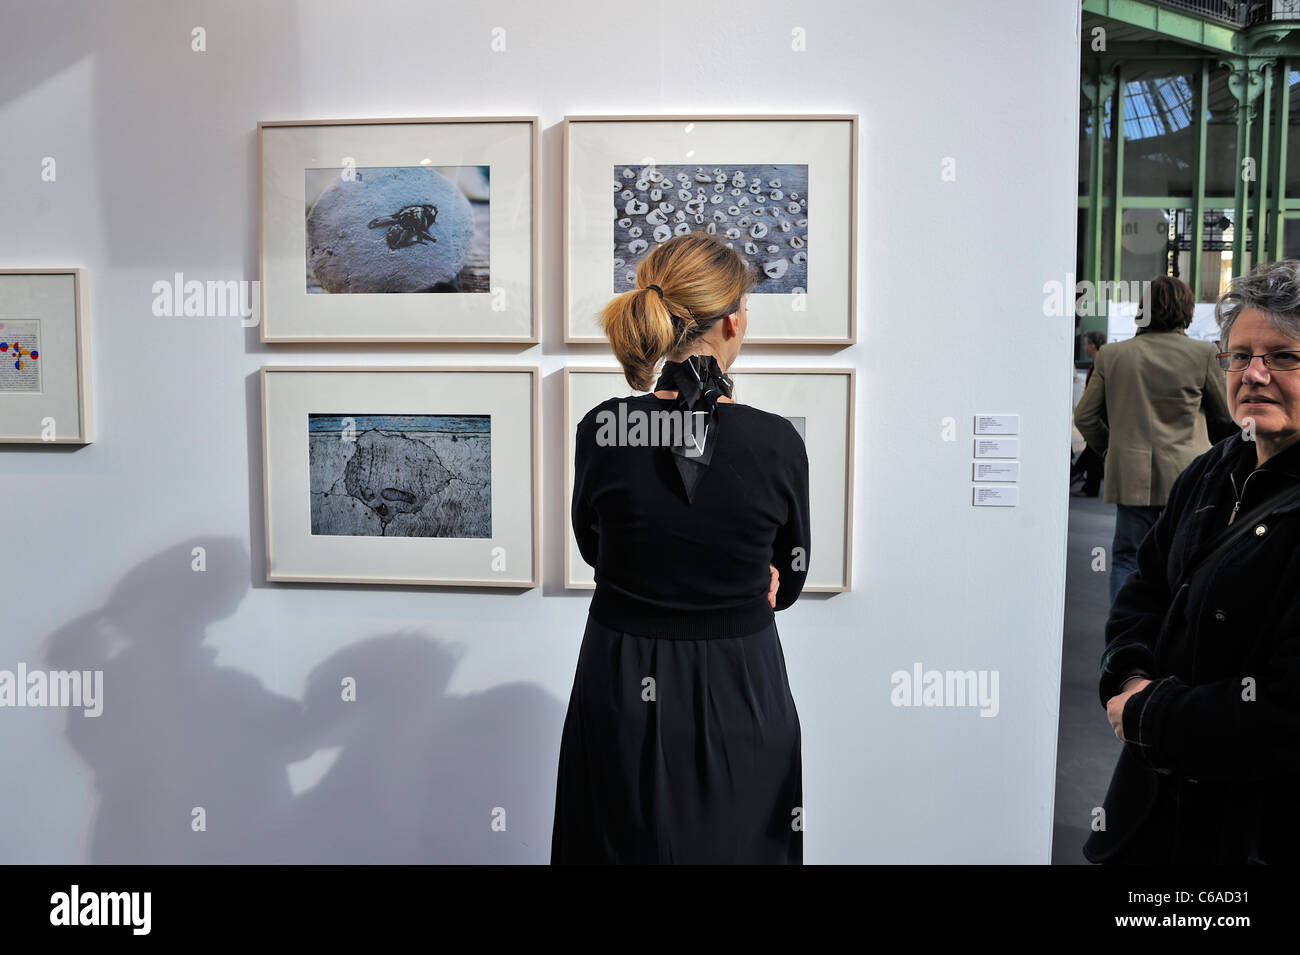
top-left (1073, 276), bottom-right (1234, 602)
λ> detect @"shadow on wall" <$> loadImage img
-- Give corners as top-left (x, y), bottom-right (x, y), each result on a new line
top-left (42, 537), bottom-right (563, 863)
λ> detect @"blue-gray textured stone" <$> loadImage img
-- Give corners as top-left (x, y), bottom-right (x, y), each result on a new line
top-left (307, 166), bottom-right (474, 293)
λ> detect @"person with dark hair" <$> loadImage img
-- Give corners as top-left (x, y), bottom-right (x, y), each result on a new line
top-left (1085, 259), bottom-right (1300, 864)
top-left (551, 232), bottom-right (810, 864)
top-left (1074, 275), bottom-right (1233, 602)
top-left (1071, 331), bottom-right (1108, 497)
top-left (1082, 331), bottom-right (1107, 373)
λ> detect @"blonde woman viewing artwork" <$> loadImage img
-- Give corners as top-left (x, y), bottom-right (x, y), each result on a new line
top-left (551, 233), bottom-right (811, 864)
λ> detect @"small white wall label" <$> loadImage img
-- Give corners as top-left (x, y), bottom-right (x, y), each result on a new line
top-left (974, 414), bottom-right (1019, 435)
top-left (973, 486), bottom-right (1019, 507)
top-left (974, 438), bottom-right (1019, 458)
top-left (974, 462), bottom-right (1019, 482)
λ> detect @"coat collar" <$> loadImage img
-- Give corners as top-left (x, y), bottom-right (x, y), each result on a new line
top-left (1261, 435), bottom-right (1300, 477)
top-left (1213, 430), bottom-right (1300, 480)
top-left (1207, 430), bottom-right (1300, 515)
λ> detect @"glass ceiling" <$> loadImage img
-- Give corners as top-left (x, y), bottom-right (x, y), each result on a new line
top-left (1122, 75), bottom-right (1194, 139)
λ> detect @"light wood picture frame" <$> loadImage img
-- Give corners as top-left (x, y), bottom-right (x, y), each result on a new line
top-left (262, 365), bottom-right (540, 587)
top-left (562, 365), bottom-right (854, 591)
top-left (562, 115), bottom-right (858, 344)
top-left (259, 117), bottom-right (539, 343)
top-left (0, 268), bottom-right (93, 444)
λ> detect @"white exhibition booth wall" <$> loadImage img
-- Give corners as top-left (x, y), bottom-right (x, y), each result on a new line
top-left (0, 0), bottom-right (1080, 862)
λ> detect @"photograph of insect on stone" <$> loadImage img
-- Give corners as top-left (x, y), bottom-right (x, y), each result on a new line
top-left (304, 165), bottom-right (490, 294)
top-left (612, 163), bottom-right (808, 294)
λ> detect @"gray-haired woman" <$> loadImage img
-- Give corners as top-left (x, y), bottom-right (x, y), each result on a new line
top-left (1085, 259), bottom-right (1300, 864)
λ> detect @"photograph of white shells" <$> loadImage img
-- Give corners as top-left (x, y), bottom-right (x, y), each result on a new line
top-left (613, 163), bottom-right (807, 293)
top-left (305, 166), bottom-right (490, 294)
top-left (564, 116), bottom-right (855, 344)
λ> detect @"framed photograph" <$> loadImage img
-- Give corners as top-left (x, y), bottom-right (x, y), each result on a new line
top-left (262, 366), bottom-right (540, 587)
top-left (562, 365), bottom-right (853, 591)
top-left (259, 117), bottom-right (539, 343)
top-left (562, 115), bottom-right (858, 344)
top-left (0, 269), bottom-right (92, 444)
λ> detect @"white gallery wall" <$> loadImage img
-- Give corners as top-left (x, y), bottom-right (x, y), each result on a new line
top-left (0, 0), bottom-right (1081, 862)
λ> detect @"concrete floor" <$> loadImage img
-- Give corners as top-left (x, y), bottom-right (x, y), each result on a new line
top-left (1051, 492), bottom-right (1126, 864)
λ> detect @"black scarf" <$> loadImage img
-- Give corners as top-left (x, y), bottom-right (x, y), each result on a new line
top-left (652, 354), bottom-right (732, 504)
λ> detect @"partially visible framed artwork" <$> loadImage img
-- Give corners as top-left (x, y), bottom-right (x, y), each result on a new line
top-left (262, 366), bottom-right (540, 587)
top-left (562, 365), bottom-right (854, 591)
top-left (259, 117), bottom-right (539, 342)
top-left (562, 115), bottom-right (858, 344)
top-left (0, 268), bottom-right (92, 444)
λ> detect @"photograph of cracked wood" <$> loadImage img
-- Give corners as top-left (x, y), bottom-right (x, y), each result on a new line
top-left (308, 414), bottom-right (491, 538)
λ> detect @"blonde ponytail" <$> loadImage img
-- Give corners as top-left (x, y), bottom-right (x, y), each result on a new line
top-left (599, 232), bottom-right (753, 393)
top-left (599, 286), bottom-right (681, 392)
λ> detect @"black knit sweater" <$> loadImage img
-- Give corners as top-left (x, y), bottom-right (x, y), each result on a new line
top-left (572, 394), bottom-right (811, 638)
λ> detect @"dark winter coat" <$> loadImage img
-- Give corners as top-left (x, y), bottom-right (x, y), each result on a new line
top-left (1084, 431), bottom-right (1300, 864)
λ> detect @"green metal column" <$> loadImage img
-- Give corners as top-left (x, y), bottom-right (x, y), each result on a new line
top-left (1191, 64), bottom-right (1209, 298)
top-left (1111, 64), bottom-right (1126, 304)
top-left (1272, 59), bottom-right (1290, 261)
top-left (1082, 64), bottom-right (1113, 293)
top-left (1227, 59), bottom-right (1271, 274)
top-left (1255, 64), bottom-right (1272, 267)
top-left (1233, 70), bottom-right (1251, 274)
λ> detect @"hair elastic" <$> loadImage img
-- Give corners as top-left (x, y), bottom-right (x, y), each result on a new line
top-left (646, 284), bottom-right (664, 300)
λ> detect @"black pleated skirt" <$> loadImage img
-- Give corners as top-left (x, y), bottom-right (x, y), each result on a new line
top-left (551, 612), bottom-right (803, 864)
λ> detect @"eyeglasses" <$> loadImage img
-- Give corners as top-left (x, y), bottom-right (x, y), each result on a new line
top-left (1217, 350), bottom-right (1300, 372)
